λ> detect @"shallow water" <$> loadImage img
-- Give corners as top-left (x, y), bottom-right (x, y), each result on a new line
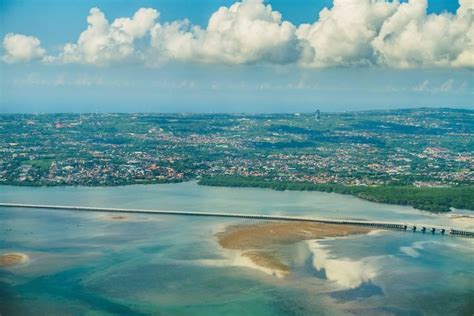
top-left (1, 181), bottom-right (473, 228)
top-left (1, 183), bottom-right (473, 315)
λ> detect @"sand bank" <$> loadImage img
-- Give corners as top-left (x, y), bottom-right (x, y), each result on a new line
top-left (448, 214), bottom-right (474, 230)
top-left (216, 221), bottom-right (372, 277)
top-left (449, 214), bottom-right (474, 223)
top-left (0, 252), bottom-right (29, 267)
top-left (108, 215), bottom-right (129, 221)
top-left (98, 214), bottom-right (130, 221)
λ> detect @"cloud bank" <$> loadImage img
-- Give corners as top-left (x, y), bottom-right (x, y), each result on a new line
top-left (2, 33), bottom-right (46, 63)
top-left (149, 0), bottom-right (311, 65)
top-left (53, 7), bottom-right (159, 65)
top-left (2, 0), bottom-right (473, 68)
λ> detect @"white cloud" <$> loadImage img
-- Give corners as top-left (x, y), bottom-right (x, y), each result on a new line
top-left (149, 0), bottom-right (311, 65)
top-left (2, 33), bottom-right (46, 63)
top-left (411, 78), bottom-right (467, 93)
top-left (3, 0), bottom-right (473, 68)
top-left (413, 79), bottom-right (430, 92)
top-left (54, 7), bottom-right (158, 65)
top-left (439, 78), bottom-right (454, 92)
top-left (298, 0), bottom-right (473, 68)
top-left (296, 0), bottom-right (398, 67)
top-left (11, 72), bottom-right (133, 87)
top-left (372, 0), bottom-right (474, 68)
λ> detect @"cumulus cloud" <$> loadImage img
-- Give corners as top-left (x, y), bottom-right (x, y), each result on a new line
top-left (372, 0), bottom-right (474, 68)
top-left (2, 0), bottom-right (473, 68)
top-left (2, 33), bottom-right (46, 63)
top-left (149, 0), bottom-right (311, 65)
top-left (54, 7), bottom-right (158, 65)
top-left (298, 0), bottom-right (473, 68)
top-left (296, 0), bottom-right (398, 67)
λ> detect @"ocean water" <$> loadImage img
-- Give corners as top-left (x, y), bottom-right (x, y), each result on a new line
top-left (1, 182), bottom-right (473, 315)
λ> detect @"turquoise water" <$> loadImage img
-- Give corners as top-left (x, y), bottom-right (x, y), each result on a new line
top-left (1, 183), bottom-right (473, 315)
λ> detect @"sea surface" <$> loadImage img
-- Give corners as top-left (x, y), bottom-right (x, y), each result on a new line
top-left (1, 182), bottom-right (473, 315)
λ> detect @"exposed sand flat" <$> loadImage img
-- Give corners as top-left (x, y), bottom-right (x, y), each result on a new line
top-left (108, 215), bottom-right (129, 221)
top-left (217, 221), bottom-right (372, 276)
top-left (242, 251), bottom-right (290, 276)
top-left (99, 214), bottom-right (130, 221)
top-left (217, 221), bottom-right (372, 249)
top-left (448, 214), bottom-right (474, 228)
top-left (0, 253), bottom-right (29, 267)
top-left (449, 214), bottom-right (474, 219)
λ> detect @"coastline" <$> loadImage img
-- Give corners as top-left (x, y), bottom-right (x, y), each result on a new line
top-left (0, 178), bottom-right (186, 188)
top-left (2, 179), bottom-right (473, 214)
top-left (198, 177), bottom-right (474, 213)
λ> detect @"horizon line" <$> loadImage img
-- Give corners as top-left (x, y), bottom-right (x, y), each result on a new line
top-left (1, 106), bottom-right (473, 116)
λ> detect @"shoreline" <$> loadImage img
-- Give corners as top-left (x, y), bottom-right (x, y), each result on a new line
top-left (198, 177), bottom-right (474, 213)
top-left (2, 180), bottom-right (473, 214)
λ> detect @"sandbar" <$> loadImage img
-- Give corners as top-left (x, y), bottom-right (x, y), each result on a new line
top-left (108, 215), bottom-right (129, 221)
top-left (99, 214), bottom-right (129, 221)
top-left (0, 252), bottom-right (29, 267)
top-left (216, 221), bottom-right (372, 276)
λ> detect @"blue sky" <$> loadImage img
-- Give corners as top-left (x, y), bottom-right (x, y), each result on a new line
top-left (0, 0), bottom-right (472, 113)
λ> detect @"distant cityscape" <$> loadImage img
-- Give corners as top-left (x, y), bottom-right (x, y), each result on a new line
top-left (1, 108), bottom-right (472, 188)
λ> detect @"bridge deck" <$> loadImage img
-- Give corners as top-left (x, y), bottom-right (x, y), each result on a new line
top-left (1, 203), bottom-right (473, 238)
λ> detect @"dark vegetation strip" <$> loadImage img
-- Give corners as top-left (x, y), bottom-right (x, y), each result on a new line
top-left (198, 175), bottom-right (474, 213)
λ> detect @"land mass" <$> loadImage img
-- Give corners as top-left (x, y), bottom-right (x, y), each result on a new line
top-left (1, 108), bottom-right (472, 212)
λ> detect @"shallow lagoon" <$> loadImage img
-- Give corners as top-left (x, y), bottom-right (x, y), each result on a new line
top-left (1, 182), bottom-right (473, 315)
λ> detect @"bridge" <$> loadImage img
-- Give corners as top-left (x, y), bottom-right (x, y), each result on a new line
top-left (1, 203), bottom-right (473, 238)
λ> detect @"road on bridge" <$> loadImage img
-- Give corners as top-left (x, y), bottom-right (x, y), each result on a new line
top-left (1, 203), bottom-right (473, 238)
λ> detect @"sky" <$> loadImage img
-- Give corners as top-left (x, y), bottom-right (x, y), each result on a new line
top-left (0, 0), bottom-right (472, 113)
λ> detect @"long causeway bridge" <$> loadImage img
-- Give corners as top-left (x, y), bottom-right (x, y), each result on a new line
top-left (1, 203), bottom-right (473, 238)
